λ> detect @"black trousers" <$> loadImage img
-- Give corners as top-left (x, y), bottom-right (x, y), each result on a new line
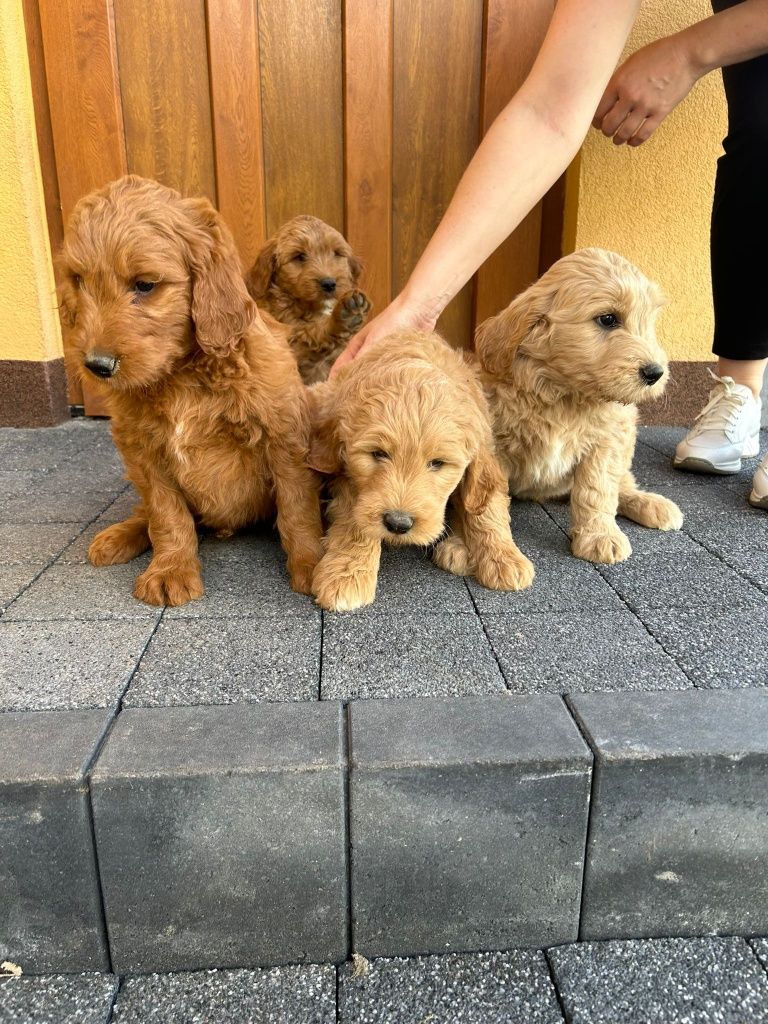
top-left (710, 0), bottom-right (768, 359)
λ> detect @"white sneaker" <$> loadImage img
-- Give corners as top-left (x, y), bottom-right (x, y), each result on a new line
top-left (749, 451), bottom-right (768, 509)
top-left (673, 372), bottom-right (761, 474)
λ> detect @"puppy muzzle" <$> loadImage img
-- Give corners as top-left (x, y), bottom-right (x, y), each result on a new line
top-left (382, 510), bottom-right (414, 535)
top-left (84, 352), bottom-right (119, 379)
top-left (639, 363), bottom-right (665, 386)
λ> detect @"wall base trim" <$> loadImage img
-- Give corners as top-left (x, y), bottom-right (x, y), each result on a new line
top-left (0, 357), bottom-right (69, 427)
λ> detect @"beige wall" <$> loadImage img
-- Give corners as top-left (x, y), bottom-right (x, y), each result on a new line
top-left (565, 0), bottom-right (727, 363)
top-left (0, 0), bottom-right (61, 363)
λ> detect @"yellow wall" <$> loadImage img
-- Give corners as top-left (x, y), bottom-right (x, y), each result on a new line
top-left (565, 0), bottom-right (726, 362)
top-left (0, 0), bottom-right (61, 362)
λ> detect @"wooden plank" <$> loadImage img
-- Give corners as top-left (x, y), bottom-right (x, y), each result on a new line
top-left (113, 0), bottom-right (216, 200)
top-left (38, 0), bottom-right (126, 415)
top-left (474, 0), bottom-right (555, 325)
top-left (207, 0), bottom-right (266, 268)
top-left (258, 0), bottom-right (344, 235)
top-left (392, 0), bottom-right (483, 348)
top-left (343, 0), bottom-right (393, 317)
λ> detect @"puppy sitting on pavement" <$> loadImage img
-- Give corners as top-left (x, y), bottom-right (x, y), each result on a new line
top-left (307, 331), bottom-right (534, 612)
top-left (476, 248), bottom-right (683, 564)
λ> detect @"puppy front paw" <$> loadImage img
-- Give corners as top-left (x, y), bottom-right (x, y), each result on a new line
top-left (474, 548), bottom-right (535, 591)
top-left (312, 559), bottom-right (377, 612)
top-left (571, 527), bottom-right (632, 564)
top-left (333, 289), bottom-right (371, 336)
top-left (89, 521), bottom-right (149, 565)
top-left (134, 562), bottom-right (204, 607)
top-left (432, 536), bottom-right (471, 576)
top-left (635, 493), bottom-right (684, 531)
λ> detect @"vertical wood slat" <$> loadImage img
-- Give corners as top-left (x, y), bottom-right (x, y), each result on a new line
top-left (474, 0), bottom-right (555, 327)
top-left (343, 0), bottom-right (393, 317)
top-left (207, 0), bottom-right (266, 269)
top-left (258, 0), bottom-right (344, 237)
top-left (112, 0), bottom-right (216, 200)
top-left (393, 0), bottom-right (483, 348)
top-left (38, 0), bottom-right (126, 415)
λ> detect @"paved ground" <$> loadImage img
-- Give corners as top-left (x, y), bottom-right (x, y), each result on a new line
top-left (2, 936), bottom-right (767, 1023)
top-left (0, 419), bottom-right (766, 713)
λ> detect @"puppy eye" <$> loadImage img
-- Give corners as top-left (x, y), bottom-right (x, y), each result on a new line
top-left (292, 252), bottom-right (307, 263)
top-left (595, 313), bottom-right (620, 329)
top-left (371, 450), bottom-right (390, 462)
top-left (334, 250), bottom-right (343, 258)
top-left (134, 280), bottom-right (156, 295)
top-left (428, 459), bottom-right (445, 470)
top-left (72, 274), bottom-right (82, 288)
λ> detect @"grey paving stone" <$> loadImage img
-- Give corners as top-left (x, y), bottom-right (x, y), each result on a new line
top-left (0, 619), bottom-right (157, 711)
top-left (91, 703), bottom-right (347, 972)
top-left (321, 613), bottom-right (506, 700)
top-left (751, 938), bottom-right (768, 973)
top-left (0, 973), bottom-right (118, 1023)
top-left (4, 562), bottom-right (158, 621)
top-left (0, 565), bottom-right (43, 613)
top-left (0, 523), bottom-right (82, 565)
top-left (548, 936), bottom-right (768, 1024)
top-left (683, 511), bottom-right (768, 555)
top-left (482, 610), bottom-right (689, 694)
top-left (636, 425), bottom-right (688, 456)
top-left (0, 490), bottom-right (120, 525)
top-left (164, 537), bottom-right (316, 620)
top-left (348, 696), bottom-right (591, 957)
top-left (356, 547), bottom-right (475, 615)
top-left (337, 949), bottom-right (565, 1024)
top-left (0, 711), bottom-right (111, 974)
top-left (0, 422), bottom-right (103, 472)
top-left (123, 614), bottom-right (321, 706)
top-left (640, 605), bottom-right (768, 689)
top-left (571, 690), bottom-right (768, 939)
top-left (113, 965), bottom-right (336, 1023)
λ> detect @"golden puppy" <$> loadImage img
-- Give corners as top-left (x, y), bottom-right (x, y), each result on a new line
top-left (476, 248), bottom-right (683, 564)
top-left (59, 175), bottom-right (323, 606)
top-left (308, 331), bottom-right (534, 611)
top-left (245, 215), bottom-right (371, 384)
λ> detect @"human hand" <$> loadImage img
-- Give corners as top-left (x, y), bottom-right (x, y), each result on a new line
top-left (593, 35), bottom-right (700, 146)
top-left (330, 292), bottom-right (437, 377)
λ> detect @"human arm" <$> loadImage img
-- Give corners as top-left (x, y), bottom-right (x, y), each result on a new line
top-left (594, 0), bottom-right (768, 146)
top-left (332, 0), bottom-right (640, 372)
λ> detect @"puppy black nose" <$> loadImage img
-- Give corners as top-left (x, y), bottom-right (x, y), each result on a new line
top-left (84, 353), bottom-right (118, 379)
top-left (640, 363), bottom-right (665, 386)
top-left (319, 277), bottom-right (337, 294)
top-left (383, 510), bottom-right (414, 535)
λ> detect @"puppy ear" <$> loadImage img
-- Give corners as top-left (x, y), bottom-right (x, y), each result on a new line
top-left (182, 196), bottom-right (256, 357)
top-left (460, 446), bottom-right (507, 516)
top-left (246, 237), bottom-right (278, 300)
top-left (347, 251), bottom-right (363, 283)
top-left (306, 383), bottom-right (343, 475)
top-left (475, 279), bottom-right (552, 378)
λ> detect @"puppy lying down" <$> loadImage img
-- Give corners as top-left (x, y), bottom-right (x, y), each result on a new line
top-left (476, 248), bottom-right (682, 564)
top-left (59, 176), bottom-right (323, 606)
top-left (308, 331), bottom-right (534, 612)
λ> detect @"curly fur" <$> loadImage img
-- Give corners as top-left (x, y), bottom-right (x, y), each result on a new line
top-left (245, 215), bottom-right (371, 383)
top-left (59, 175), bottom-right (323, 606)
top-left (307, 330), bottom-right (534, 611)
top-left (476, 248), bottom-right (683, 564)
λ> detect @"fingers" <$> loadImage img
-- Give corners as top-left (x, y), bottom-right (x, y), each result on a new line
top-left (628, 113), bottom-right (662, 146)
top-left (592, 86), bottom-right (619, 130)
top-left (612, 108), bottom-right (647, 146)
top-left (598, 99), bottom-right (634, 140)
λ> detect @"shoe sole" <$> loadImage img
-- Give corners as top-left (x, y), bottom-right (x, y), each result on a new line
top-left (748, 491), bottom-right (768, 510)
top-left (672, 431), bottom-right (761, 475)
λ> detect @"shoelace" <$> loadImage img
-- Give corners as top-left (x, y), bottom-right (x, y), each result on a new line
top-left (689, 371), bottom-right (750, 437)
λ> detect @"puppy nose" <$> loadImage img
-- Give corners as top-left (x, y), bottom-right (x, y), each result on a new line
top-left (319, 277), bottom-right (337, 294)
top-left (383, 510), bottom-right (414, 535)
top-left (640, 363), bottom-right (665, 386)
top-left (84, 353), bottom-right (118, 379)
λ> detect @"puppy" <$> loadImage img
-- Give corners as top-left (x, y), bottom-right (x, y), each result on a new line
top-left (308, 330), bottom-right (534, 611)
top-left (59, 175), bottom-right (323, 606)
top-left (475, 248), bottom-right (683, 564)
top-left (245, 215), bottom-right (371, 383)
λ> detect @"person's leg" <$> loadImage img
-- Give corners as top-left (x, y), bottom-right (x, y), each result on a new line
top-left (716, 358), bottom-right (767, 400)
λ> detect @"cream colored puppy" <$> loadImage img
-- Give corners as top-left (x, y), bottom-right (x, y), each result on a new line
top-left (476, 248), bottom-right (683, 564)
top-left (309, 330), bottom-right (534, 611)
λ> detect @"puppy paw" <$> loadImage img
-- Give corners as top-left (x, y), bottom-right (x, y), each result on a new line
top-left (432, 536), bottom-right (471, 576)
top-left (313, 560), bottom-right (377, 612)
top-left (89, 521), bottom-right (149, 566)
top-left (474, 549), bottom-right (535, 591)
top-left (288, 560), bottom-right (317, 597)
top-left (629, 492), bottom-right (684, 531)
top-left (333, 290), bottom-right (371, 336)
top-left (571, 528), bottom-right (632, 564)
top-left (133, 562), bottom-right (204, 607)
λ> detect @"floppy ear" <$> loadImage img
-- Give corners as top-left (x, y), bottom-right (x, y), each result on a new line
top-left (460, 445), bottom-right (508, 517)
top-left (347, 250), bottom-right (363, 283)
top-left (306, 383), bottom-right (343, 475)
top-left (246, 237), bottom-right (278, 300)
top-left (474, 278), bottom-right (552, 378)
top-left (182, 196), bottom-right (256, 357)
